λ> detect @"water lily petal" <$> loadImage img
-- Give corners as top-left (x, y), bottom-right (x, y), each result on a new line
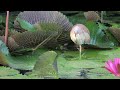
top-left (106, 60), bottom-right (118, 75)
top-left (114, 58), bottom-right (120, 66)
top-left (114, 58), bottom-right (120, 71)
top-left (119, 59), bottom-right (120, 64)
top-left (105, 61), bottom-right (116, 74)
top-left (105, 66), bottom-right (116, 75)
top-left (117, 64), bottom-right (120, 74)
top-left (114, 58), bottom-right (120, 73)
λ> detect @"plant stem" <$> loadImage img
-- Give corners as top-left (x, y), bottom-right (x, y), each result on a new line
top-left (4, 11), bottom-right (9, 45)
top-left (101, 11), bottom-right (104, 23)
top-left (79, 45), bottom-right (81, 60)
top-left (32, 34), bottom-right (55, 52)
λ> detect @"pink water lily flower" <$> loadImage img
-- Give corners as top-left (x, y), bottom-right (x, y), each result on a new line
top-left (105, 58), bottom-right (120, 77)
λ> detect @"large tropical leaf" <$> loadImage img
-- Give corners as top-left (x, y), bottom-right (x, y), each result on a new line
top-left (85, 21), bottom-right (119, 48)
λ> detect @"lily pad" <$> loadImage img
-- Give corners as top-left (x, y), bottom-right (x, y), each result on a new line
top-left (30, 51), bottom-right (59, 79)
top-left (57, 54), bottom-right (104, 79)
top-left (0, 40), bottom-right (48, 70)
top-left (88, 68), bottom-right (120, 79)
top-left (16, 18), bottom-right (37, 32)
top-left (0, 66), bottom-right (40, 79)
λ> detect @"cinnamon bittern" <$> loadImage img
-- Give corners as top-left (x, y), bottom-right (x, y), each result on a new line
top-left (70, 24), bottom-right (90, 59)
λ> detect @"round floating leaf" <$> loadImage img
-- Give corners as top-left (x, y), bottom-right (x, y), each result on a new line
top-left (57, 54), bottom-right (104, 79)
top-left (30, 51), bottom-right (58, 79)
top-left (15, 18), bottom-right (37, 32)
top-left (0, 66), bottom-right (39, 79)
top-left (6, 48), bottom-right (48, 70)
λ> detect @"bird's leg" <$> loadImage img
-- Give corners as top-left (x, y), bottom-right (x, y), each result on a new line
top-left (79, 45), bottom-right (82, 60)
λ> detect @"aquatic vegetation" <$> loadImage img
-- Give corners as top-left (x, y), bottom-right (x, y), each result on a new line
top-left (11, 30), bottom-right (58, 49)
top-left (29, 51), bottom-right (58, 79)
top-left (12, 11), bottom-right (73, 51)
top-left (84, 11), bottom-right (100, 21)
top-left (0, 39), bottom-right (58, 79)
top-left (0, 36), bottom-right (20, 52)
top-left (1, 11), bottom-right (120, 79)
top-left (107, 27), bottom-right (120, 44)
top-left (105, 58), bottom-right (120, 77)
top-left (85, 21), bottom-right (119, 48)
top-left (0, 40), bottom-right (12, 66)
top-left (70, 24), bottom-right (90, 59)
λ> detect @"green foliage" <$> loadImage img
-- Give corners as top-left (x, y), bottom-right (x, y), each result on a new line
top-left (0, 40), bottom-right (9, 55)
top-left (85, 21), bottom-right (119, 48)
top-left (0, 15), bottom-right (3, 24)
top-left (68, 13), bottom-right (86, 25)
top-left (56, 48), bottom-right (120, 79)
top-left (1, 12), bottom-right (120, 79)
top-left (0, 41), bottom-right (48, 70)
top-left (57, 55), bottom-right (104, 79)
top-left (34, 23), bottom-right (62, 32)
top-left (0, 66), bottom-right (19, 76)
top-left (0, 66), bottom-right (41, 79)
top-left (87, 68), bottom-right (119, 79)
top-left (0, 40), bottom-right (12, 66)
top-left (16, 18), bottom-right (37, 32)
top-left (8, 48), bottom-right (47, 70)
top-left (111, 23), bottom-right (120, 28)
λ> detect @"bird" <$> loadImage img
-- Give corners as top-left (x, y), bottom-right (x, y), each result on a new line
top-left (70, 24), bottom-right (90, 59)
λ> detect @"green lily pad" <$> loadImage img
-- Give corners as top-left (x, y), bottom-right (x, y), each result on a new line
top-left (88, 68), bottom-right (120, 79)
top-left (0, 66), bottom-right (19, 77)
top-left (111, 23), bottom-right (120, 28)
top-left (16, 18), bottom-right (37, 32)
top-left (0, 40), bottom-right (48, 70)
top-left (57, 54), bottom-right (104, 79)
top-left (0, 66), bottom-right (41, 79)
top-left (57, 48), bottom-right (120, 79)
top-left (29, 51), bottom-right (59, 79)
